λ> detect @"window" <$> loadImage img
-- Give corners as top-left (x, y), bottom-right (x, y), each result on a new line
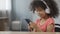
top-left (0, 0), bottom-right (11, 10)
top-left (6, 0), bottom-right (11, 10)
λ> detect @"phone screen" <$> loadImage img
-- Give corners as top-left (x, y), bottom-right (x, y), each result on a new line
top-left (25, 19), bottom-right (32, 24)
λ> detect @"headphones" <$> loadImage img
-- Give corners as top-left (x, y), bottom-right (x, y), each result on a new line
top-left (41, 0), bottom-right (50, 14)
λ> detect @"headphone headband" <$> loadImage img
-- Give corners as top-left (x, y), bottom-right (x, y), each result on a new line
top-left (41, 0), bottom-right (50, 14)
top-left (41, 0), bottom-right (49, 9)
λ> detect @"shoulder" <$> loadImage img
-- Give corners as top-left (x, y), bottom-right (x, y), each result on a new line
top-left (47, 17), bottom-right (55, 25)
top-left (48, 18), bottom-right (54, 23)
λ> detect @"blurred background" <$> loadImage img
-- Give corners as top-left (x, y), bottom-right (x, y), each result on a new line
top-left (0, 0), bottom-right (60, 32)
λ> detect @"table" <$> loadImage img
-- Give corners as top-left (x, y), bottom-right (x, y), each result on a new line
top-left (0, 32), bottom-right (59, 34)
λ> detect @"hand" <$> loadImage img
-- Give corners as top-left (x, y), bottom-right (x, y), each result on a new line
top-left (29, 22), bottom-right (42, 32)
top-left (29, 22), bottom-right (38, 29)
top-left (28, 22), bottom-right (34, 31)
top-left (29, 22), bottom-right (35, 27)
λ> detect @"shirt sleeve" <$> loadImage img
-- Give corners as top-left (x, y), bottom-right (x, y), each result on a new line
top-left (47, 18), bottom-right (54, 26)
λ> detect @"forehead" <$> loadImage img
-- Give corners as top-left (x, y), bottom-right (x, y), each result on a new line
top-left (35, 7), bottom-right (44, 11)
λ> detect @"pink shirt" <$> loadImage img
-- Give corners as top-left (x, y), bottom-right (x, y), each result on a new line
top-left (35, 18), bottom-right (55, 32)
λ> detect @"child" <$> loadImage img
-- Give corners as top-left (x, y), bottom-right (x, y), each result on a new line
top-left (28, 0), bottom-right (59, 32)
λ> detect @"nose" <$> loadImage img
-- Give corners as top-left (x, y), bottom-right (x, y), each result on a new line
top-left (37, 11), bottom-right (41, 14)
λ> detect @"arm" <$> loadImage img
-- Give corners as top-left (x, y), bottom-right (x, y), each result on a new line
top-left (33, 25), bottom-right (43, 32)
top-left (32, 23), bottom-right (43, 32)
top-left (28, 22), bottom-right (43, 32)
top-left (46, 23), bottom-right (54, 32)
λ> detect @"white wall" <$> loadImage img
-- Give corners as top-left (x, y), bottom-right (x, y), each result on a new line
top-left (54, 0), bottom-right (60, 24)
top-left (12, 0), bottom-right (33, 30)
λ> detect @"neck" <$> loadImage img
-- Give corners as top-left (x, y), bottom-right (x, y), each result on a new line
top-left (42, 15), bottom-right (49, 20)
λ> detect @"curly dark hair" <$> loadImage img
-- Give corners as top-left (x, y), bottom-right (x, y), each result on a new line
top-left (30, 0), bottom-right (59, 18)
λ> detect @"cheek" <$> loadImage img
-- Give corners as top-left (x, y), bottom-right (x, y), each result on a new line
top-left (38, 12), bottom-right (46, 17)
top-left (41, 13), bottom-right (46, 17)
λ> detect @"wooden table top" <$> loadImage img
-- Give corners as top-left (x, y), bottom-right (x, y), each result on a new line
top-left (0, 32), bottom-right (59, 34)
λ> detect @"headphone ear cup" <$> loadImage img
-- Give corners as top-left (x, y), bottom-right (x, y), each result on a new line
top-left (45, 8), bottom-right (50, 14)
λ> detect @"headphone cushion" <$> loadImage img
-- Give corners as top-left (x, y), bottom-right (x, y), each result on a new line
top-left (45, 9), bottom-right (50, 14)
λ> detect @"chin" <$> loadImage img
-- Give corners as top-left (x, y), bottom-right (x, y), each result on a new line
top-left (41, 16), bottom-right (45, 18)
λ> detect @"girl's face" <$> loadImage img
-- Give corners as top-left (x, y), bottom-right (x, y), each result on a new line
top-left (35, 7), bottom-right (47, 18)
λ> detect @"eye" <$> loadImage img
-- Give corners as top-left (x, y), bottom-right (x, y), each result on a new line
top-left (39, 10), bottom-right (43, 11)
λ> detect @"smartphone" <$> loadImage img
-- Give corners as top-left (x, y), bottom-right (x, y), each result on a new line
top-left (25, 19), bottom-right (32, 24)
top-left (25, 19), bottom-right (33, 31)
